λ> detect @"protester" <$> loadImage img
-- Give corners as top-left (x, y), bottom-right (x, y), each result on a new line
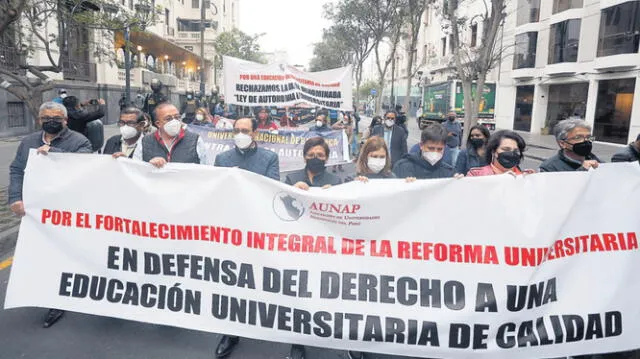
top-left (143, 79), bottom-right (168, 122)
top-left (9, 101), bottom-right (92, 328)
top-left (395, 104), bottom-right (408, 132)
top-left (132, 103), bottom-right (208, 167)
top-left (330, 112), bottom-right (354, 173)
top-left (352, 136), bottom-right (396, 182)
top-left (539, 119), bottom-right (601, 172)
top-left (192, 107), bottom-right (213, 127)
top-left (213, 95), bottom-right (226, 116)
top-left (52, 88), bottom-right (67, 104)
top-left (443, 110), bottom-right (462, 166)
top-left (280, 107), bottom-right (298, 128)
top-left (392, 123), bottom-right (454, 179)
top-left (103, 107), bottom-right (146, 158)
top-left (370, 110), bottom-right (408, 167)
top-left (285, 136), bottom-right (342, 190)
top-left (213, 118), bottom-right (280, 180)
top-left (212, 114), bottom-right (234, 130)
top-left (467, 130), bottom-right (534, 176)
top-left (611, 133), bottom-right (640, 163)
top-left (455, 124), bottom-right (490, 175)
top-left (361, 116), bottom-right (382, 143)
top-left (254, 106), bottom-right (279, 130)
top-left (310, 113), bottom-right (332, 133)
top-left (62, 95), bottom-right (106, 152)
top-left (181, 90), bottom-right (200, 124)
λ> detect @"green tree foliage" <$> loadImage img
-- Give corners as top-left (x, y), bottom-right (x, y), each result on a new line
top-left (309, 28), bottom-right (353, 72)
top-left (213, 29), bottom-right (265, 68)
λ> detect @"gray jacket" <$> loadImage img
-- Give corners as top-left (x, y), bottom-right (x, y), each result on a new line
top-left (214, 145), bottom-right (280, 181)
top-left (9, 128), bottom-right (92, 203)
top-left (611, 144), bottom-right (640, 163)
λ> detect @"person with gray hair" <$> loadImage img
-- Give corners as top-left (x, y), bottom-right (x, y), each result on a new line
top-left (8, 101), bottom-right (92, 329)
top-left (539, 118), bottom-right (601, 172)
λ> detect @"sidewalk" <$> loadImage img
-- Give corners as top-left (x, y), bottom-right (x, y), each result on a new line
top-left (517, 131), bottom-right (626, 163)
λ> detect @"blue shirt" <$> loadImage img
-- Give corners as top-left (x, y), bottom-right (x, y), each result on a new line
top-left (383, 128), bottom-right (393, 156)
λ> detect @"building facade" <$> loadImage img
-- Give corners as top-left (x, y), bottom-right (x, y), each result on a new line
top-left (0, 0), bottom-right (239, 137)
top-left (496, 0), bottom-right (640, 145)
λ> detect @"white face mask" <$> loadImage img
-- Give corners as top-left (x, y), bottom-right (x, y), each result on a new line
top-left (163, 119), bottom-right (182, 137)
top-left (422, 151), bottom-right (443, 165)
top-left (234, 133), bottom-right (252, 149)
top-left (60, 93), bottom-right (67, 99)
top-left (120, 125), bottom-right (138, 140)
top-left (316, 120), bottom-right (324, 128)
top-left (384, 119), bottom-right (394, 128)
top-left (367, 157), bottom-right (386, 173)
top-left (196, 114), bottom-right (204, 121)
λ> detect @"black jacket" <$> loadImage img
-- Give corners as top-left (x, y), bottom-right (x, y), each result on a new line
top-left (539, 150), bottom-right (602, 172)
top-left (392, 152), bottom-right (454, 179)
top-left (9, 128), bottom-right (92, 203)
top-left (371, 124), bottom-right (408, 167)
top-left (455, 148), bottom-right (488, 175)
top-left (66, 104), bottom-right (105, 135)
top-left (285, 169), bottom-right (342, 187)
top-left (611, 144), bottom-right (640, 163)
top-left (103, 134), bottom-right (141, 157)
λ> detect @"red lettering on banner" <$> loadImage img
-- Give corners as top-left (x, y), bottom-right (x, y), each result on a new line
top-left (40, 209), bottom-right (72, 227)
top-left (397, 241), bottom-right (499, 265)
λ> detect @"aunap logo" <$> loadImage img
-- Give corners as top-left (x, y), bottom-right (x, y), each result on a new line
top-left (272, 192), bottom-right (305, 222)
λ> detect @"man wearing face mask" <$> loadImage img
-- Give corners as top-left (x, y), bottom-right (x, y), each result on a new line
top-left (9, 101), bottom-right (92, 328)
top-left (392, 123), bottom-right (454, 179)
top-left (53, 88), bottom-right (67, 104)
top-left (443, 110), bottom-right (462, 166)
top-left (310, 113), bottom-right (332, 133)
top-left (540, 119), bottom-right (601, 172)
top-left (104, 107), bottom-right (147, 158)
top-left (611, 133), bottom-right (640, 163)
top-left (133, 103), bottom-right (208, 167)
top-left (371, 110), bottom-right (408, 167)
top-left (213, 117), bottom-right (280, 180)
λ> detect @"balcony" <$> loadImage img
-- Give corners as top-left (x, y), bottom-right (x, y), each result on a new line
top-left (0, 45), bottom-right (24, 74)
top-left (177, 31), bottom-right (201, 40)
top-left (62, 58), bottom-right (97, 82)
top-left (165, 26), bottom-right (175, 39)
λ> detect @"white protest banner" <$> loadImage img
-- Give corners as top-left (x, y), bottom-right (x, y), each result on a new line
top-left (223, 56), bottom-right (353, 111)
top-left (5, 152), bottom-right (640, 358)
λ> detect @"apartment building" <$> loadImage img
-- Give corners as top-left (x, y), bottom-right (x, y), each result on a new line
top-left (497, 0), bottom-right (640, 145)
top-left (0, 0), bottom-right (239, 137)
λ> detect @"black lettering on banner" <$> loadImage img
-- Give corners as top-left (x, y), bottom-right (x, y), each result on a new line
top-left (517, 320), bottom-right (538, 347)
top-left (278, 305), bottom-right (292, 331)
top-left (320, 271), bottom-right (339, 299)
top-left (473, 324), bottom-right (490, 349)
top-left (496, 322), bottom-right (516, 348)
top-left (263, 267), bottom-right (281, 293)
top-left (475, 283), bottom-right (498, 312)
top-left (293, 308), bottom-right (312, 334)
top-left (444, 281), bottom-right (465, 310)
top-left (420, 279), bottom-right (441, 308)
top-left (362, 315), bottom-right (383, 342)
top-left (144, 252), bottom-right (160, 274)
top-left (72, 274), bottom-right (89, 297)
top-left (418, 321), bottom-right (440, 346)
top-left (358, 274), bottom-right (377, 302)
top-left (449, 323), bottom-right (471, 348)
top-left (122, 248), bottom-right (137, 272)
top-left (380, 275), bottom-right (395, 304)
top-left (536, 317), bottom-right (554, 345)
top-left (140, 284), bottom-right (157, 307)
top-left (334, 312), bottom-right (343, 339)
top-left (507, 278), bottom-right (557, 312)
top-left (59, 272), bottom-right (73, 296)
top-left (90, 276), bottom-right (106, 300)
top-left (563, 315), bottom-right (585, 342)
top-left (605, 311), bottom-right (623, 337)
top-left (385, 317), bottom-right (405, 343)
top-left (313, 311), bottom-right (332, 337)
top-left (107, 246), bottom-right (120, 270)
top-left (345, 313), bottom-right (363, 340)
top-left (398, 277), bottom-right (417, 306)
top-left (342, 273), bottom-right (357, 300)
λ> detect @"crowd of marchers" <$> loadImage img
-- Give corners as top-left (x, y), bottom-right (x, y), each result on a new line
top-left (7, 97), bottom-right (640, 359)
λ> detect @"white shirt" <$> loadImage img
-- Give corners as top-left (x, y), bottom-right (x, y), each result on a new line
top-left (121, 134), bottom-right (144, 158)
top-left (132, 134), bottom-right (209, 165)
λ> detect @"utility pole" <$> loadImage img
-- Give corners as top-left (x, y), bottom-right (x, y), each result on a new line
top-left (390, 55), bottom-right (396, 109)
top-left (199, 0), bottom-right (206, 95)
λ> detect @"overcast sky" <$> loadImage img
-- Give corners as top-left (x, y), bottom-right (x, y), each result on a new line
top-left (238, 0), bottom-right (334, 68)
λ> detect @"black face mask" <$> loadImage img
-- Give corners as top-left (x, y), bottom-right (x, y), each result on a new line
top-left (306, 158), bottom-right (326, 174)
top-left (470, 138), bottom-right (485, 149)
top-left (570, 141), bottom-right (593, 157)
top-left (448, 116), bottom-right (456, 121)
top-left (496, 151), bottom-right (521, 169)
top-left (42, 121), bottom-right (63, 134)
top-left (219, 101), bottom-right (225, 106)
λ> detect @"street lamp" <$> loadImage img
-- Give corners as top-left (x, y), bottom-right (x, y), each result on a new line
top-left (103, 2), bottom-right (151, 105)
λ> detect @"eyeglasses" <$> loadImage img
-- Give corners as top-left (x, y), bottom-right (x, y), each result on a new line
top-left (40, 116), bottom-right (64, 122)
top-left (233, 128), bottom-right (252, 135)
top-left (564, 135), bottom-right (595, 143)
top-left (161, 114), bottom-right (182, 123)
top-left (118, 120), bottom-right (139, 126)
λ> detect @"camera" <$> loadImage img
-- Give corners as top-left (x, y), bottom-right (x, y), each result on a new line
top-left (89, 99), bottom-right (98, 105)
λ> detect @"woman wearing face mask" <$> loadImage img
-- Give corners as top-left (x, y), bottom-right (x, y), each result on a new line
top-left (192, 107), bottom-right (212, 127)
top-left (353, 136), bottom-right (395, 181)
top-left (285, 137), bottom-right (342, 190)
top-left (467, 130), bottom-right (534, 177)
top-left (455, 125), bottom-right (490, 175)
top-left (361, 116), bottom-right (382, 144)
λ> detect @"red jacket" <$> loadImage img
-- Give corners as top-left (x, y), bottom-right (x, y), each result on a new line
top-left (258, 121), bottom-right (279, 130)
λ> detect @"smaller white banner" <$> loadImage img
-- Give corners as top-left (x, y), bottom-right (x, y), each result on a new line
top-left (223, 56), bottom-right (353, 111)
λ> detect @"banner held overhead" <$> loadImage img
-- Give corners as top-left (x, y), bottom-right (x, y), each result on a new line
top-left (223, 56), bottom-right (353, 111)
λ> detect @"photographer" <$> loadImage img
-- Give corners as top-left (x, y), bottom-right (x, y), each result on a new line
top-left (62, 96), bottom-right (106, 152)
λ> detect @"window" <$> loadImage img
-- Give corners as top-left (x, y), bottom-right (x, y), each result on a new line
top-left (553, 0), bottom-right (583, 14)
top-left (449, 34), bottom-right (454, 53)
top-left (513, 86), bottom-right (535, 132)
top-left (470, 24), bottom-right (478, 47)
top-left (516, 0), bottom-right (540, 26)
top-left (594, 78), bottom-right (636, 144)
top-left (513, 32), bottom-right (538, 69)
top-left (165, 9), bottom-right (170, 27)
top-left (597, 2), bottom-right (640, 57)
top-left (548, 19), bottom-right (581, 64)
top-left (178, 19), bottom-right (200, 32)
top-left (545, 83), bottom-right (588, 129)
top-left (192, 0), bottom-right (199, 8)
top-left (442, 37), bottom-right (446, 56)
top-left (423, 44), bottom-right (428, 63)
top-left (7, 102), bottom-right (25, 128)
